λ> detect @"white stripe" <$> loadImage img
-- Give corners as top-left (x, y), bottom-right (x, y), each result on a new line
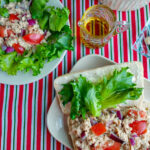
top-left (41, 78), bottom-right (45, 150)
top-left (21, 85), bottom-right (29, 149)
top-left (25, 85), bottom-right (29, 148)
top-left (44, 76), bottom-right (48, 150)
top-left (11, 86), bottom-right (19, 150)
top-left (51, 70), bottom-right (56, 150)
top-left (31, 82), bottom-right (38, 150)
top-left (128, 11), bottom-right (133, 61)
top-left (1, 85), bottom-right (9, 150)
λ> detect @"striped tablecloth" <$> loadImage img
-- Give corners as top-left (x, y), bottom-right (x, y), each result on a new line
top-left (0, 0), bottom-right (150, 150)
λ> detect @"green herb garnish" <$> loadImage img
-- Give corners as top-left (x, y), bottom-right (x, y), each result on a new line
top-left (59, 68), bottom-right (143, 119)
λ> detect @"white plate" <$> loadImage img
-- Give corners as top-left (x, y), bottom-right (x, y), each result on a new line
top-left (0, 0), bottom-right (67, 85)
top-left (47, 54), bottom-right (150, 149)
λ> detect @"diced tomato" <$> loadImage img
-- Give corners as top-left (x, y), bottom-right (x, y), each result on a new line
top-left (91, 146), bottom-right (100, 150)
top-left (129, 120), bottom-right (147, 136)
top-left (91, 123), bottom-right (106, 136)
top-left (139, 111), bottom-right (146, 118)
top-left (128, 110), bottom-right (146, 118)
top-left (9, 14), bottom-right (20, 21)
top-left (23, 33), bottom-right (44, 45)
top-left (0, 26), bottom-right (5, 37)
top-left (13, 43), bottom-right (25, 54)
top-left (104, 142), bottom-right (121, 150)
top-left (0, 26), bottom-right (15, 37)
top-left (7, 29), bottom-right (15, 37)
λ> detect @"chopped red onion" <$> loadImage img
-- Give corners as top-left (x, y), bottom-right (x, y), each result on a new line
top-left (130, 138), bottom-right (135, 146)
top-left (44, 30), bottom-right (47, 36)
top-left (20, 29), bottom-right (26, 36)
top-left (27, 19), bottom-right (36, 26)
top-left (2, 45), bottom-right (7, 51)
top-left (116, 110), bottom-right (123, 120)
top-left (81, 131), bottom-right (86, 140)
top-left (110, 133), bottom-right (124, 144)
top-left (22, 13), bottom-right (27, 17)
top-left (132, 134), bottom-right (138, 138)
top-left (6, 47), bottom-right (14, 53)
top-left (90, 118), bottom-right (97, 126)
top-left (90, 144), bottom-right (95, 148)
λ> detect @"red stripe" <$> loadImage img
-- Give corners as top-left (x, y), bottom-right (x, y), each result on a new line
top-left (113, 11), bottom-right (119, 63)
top-left (16, 85), bottom-right (24, 150)
top-left (95, 48), bottom-right (99, 54)
top-left (131, 11), bottom-right (137, 61)
top-left (122, 12), bottom-right (128, 62)
top-left (0, 84), bottom-right (4, 148)
top-left (140, 7), bottom-right (148, 78)
top-left (104, 44), bottom-right (109, 58)
top-left (6, 85), bottom-right (14, 150)
top-left (94, 0), bottom-right (98, 4)
top-left (26, 83), bottom-right (33, 150)
top-left (58, 62), bottom-right (62, 76)
top-left (46, 73), bottom-right (53, 150)
top-left (67, 0), bottom-right (72, 73)
top-left (140, 7), bottom-right (145, 29)
top-left (85, 0), bottom-right (90, 55)
top-left (56, 141), bottom-right (61, 150)
top-left (76, 0), bottom-right (81, 60)
top-left (36, 79), bottom-right (43, 150)
top-left (143, 56), bottom-right (148, 78)
top-left (67, 51), bottom-right (72, 72)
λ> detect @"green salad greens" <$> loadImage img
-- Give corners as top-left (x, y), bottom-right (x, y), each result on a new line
top-left (59, 67), bottom-right (143, 120)
top-left (0, 0), bottom-right (74, 75)
top-left (0, 7), bottom-right (9, 17)
top-left (0, 25), bottom-right (73, 75)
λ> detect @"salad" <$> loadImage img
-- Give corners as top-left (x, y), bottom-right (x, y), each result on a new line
top-left (0, 0), bottom-right (73, 75)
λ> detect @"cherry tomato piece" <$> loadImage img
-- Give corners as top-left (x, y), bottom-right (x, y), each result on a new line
top-left (23, 33), bottom-right (44, 45)
top-left (9, 14), bottom-right (20, 21)
top-left (128, 110), bottom-right (146, 118)
top-left (104, 142), bottom-right (121, 150)
top-left (129, 120), bottom-right (147, 136)
top-left (13, 43), bottom-right (25, 54)
top-left (7, 29), bottom-right (15, 37)
top-left (0, 26), bottom-right (5, 37)
top-left (91, 123), bottom-right (106, 136)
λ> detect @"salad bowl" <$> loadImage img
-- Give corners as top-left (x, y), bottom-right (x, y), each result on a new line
top-left (0, 0), bottom-right (68, 85)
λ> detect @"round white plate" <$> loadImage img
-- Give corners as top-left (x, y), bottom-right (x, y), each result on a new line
top-left (47, 54), bottom-right (150, 149)
top-left (0, 0), bottom-right (67, 85)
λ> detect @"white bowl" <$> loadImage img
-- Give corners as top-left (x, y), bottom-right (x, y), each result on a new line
top-left (0, 0), bottom-right (68, 85)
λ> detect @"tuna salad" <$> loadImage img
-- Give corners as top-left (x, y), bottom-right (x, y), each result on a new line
top-left (68, 104), bottom-right (150, 150)
top-left (0, 0), bottom-right (73, 75)
top-left (0, 2), bottom-right (47, 52)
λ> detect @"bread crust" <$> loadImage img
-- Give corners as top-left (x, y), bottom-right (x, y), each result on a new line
top-left (54, 62), bottom-right (144, 115)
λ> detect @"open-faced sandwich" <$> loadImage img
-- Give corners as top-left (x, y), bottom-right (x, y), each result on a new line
top-left (54, 62), bottom-right (150, 150)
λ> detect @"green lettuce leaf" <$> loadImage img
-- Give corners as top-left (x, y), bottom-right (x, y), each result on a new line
top-left (59, 68), bottom-right (143, 119)
top-left (0, 7), bottom-right (9, 17)
top-left (0, 50), bottom-right (18, 75)
top-left (48, 7), bottom-right (70, 31)
top-left (101, 88), bottom-right (143, 109)
top-left (30, 0), bottom-right (48, 19)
